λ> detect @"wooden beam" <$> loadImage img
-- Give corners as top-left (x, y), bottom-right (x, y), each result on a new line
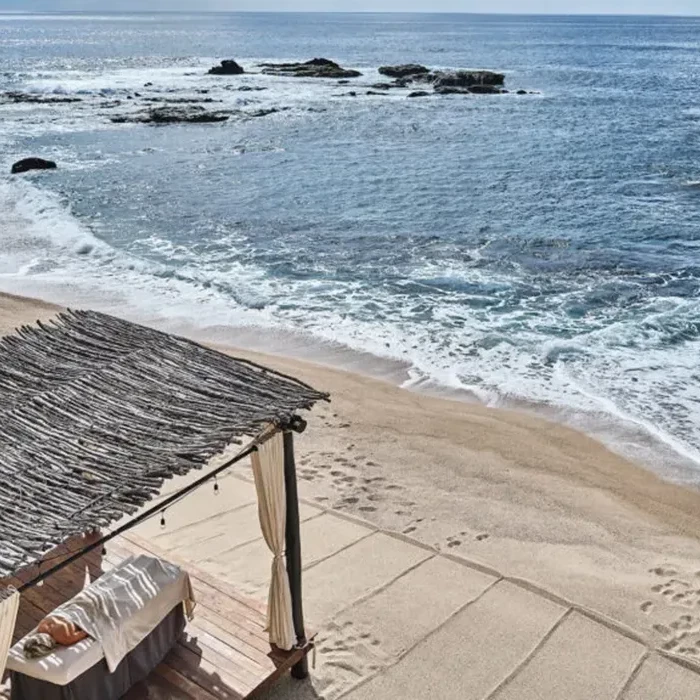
top-left (283, 430), bottom-right (308, 680)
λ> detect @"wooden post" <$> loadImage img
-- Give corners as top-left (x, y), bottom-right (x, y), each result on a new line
top-left (283, 429), bottom-right (309, 679)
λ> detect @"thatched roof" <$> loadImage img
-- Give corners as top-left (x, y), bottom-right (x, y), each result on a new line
top-left (0, 310), bottom-right (328, 578)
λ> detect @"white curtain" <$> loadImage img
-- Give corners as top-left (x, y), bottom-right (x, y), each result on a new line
top-left (251, 432), bottom-right (296, 651)
top-left (0, 587), bottom-right (20, 677)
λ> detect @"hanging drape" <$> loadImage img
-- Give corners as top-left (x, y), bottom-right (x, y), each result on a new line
top-left (0, 586), bottom-right (20, 677)
top-left (251, 432), bottom-right (296, 651)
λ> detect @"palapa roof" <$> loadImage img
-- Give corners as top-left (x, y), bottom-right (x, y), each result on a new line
top-left (0, 309), bottom-right (328, 578)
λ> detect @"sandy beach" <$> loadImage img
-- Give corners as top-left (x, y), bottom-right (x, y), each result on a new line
top-left (3, 290), bottom-right (700, 698)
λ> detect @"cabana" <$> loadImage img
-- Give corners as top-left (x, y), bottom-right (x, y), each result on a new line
top-left (0, 310), bottom-right (329, 699)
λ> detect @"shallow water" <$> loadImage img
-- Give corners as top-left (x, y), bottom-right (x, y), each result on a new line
top-left (1, 12), bottom-right (700, 481)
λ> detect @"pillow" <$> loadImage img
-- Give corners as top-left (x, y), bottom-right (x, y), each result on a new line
top-left (37, 616), bottom-right (88, 646)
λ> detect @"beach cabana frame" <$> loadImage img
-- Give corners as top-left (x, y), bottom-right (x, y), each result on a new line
top-left (0, 309), bottom-right (329, 696)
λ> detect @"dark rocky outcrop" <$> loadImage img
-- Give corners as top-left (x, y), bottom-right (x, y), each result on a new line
top-left (110, 106), bottom-right (229, 124)
top-left (3, 92), bottom-right (81, 104)
top-left (11, 158), bottom-right (57, 175)
top-left (517, 89), bottom-right (528, 95)
top-left (408, 90), bottom-right (430, 98)
top-left (208, 60), bottom-right (244, 76)
top-left (466, 84), bottom-right (504, 94)
top-left (426, 70), bottom-right (505, 89)
top-left (434, 85), bottom-right (504, 95)
top-left (378, 64), bottom-right (430, 79)
top-left (260, 58), bottom-right (361, 79)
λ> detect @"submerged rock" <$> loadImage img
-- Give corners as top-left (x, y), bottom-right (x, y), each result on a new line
top-left (11, 158), bottom-right (57, 174)
top-left (142, 97), bottom-right (220, 104)
top-left (408, 90), bottom-right (430, 98)
top-left (110, 106), bottom-right (230, 124)
top-left (260, 58), bottom-right (361, 79)
top-left (378, 64), bottom-right (430, 79)
top-left (3, 92), bottom-right (81, 104)
top-left (208, 60), bottom-right (244, 76)
top-left (247, 107), bottom-right (288, 118)
top-left (237, 85), bottom-right (268, 92)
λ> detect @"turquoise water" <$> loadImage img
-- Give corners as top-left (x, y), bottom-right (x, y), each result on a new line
top-left (1, 12), bottom-right (700, 479)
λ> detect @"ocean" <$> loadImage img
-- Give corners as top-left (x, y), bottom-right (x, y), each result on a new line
top-left (1, 12), bottom-right (699, 482)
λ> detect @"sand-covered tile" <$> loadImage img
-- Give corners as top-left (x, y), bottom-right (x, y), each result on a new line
top-left (493, 611), bottom-right (644, 700)
top-left (622, 654), bottom-right (700, 700)
top-left (336, 555), bottom-right (496, 658)
top-left (197, 508), bottom-right (369, 600)
top-left (346, 580), bottom-right (565, 700)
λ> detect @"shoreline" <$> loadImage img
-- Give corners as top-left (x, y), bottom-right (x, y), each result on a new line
top-left (1, 275), bottom-right (697, 487)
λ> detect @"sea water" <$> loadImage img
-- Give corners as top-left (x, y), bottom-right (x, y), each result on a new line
top-left (1, 12), bottom-right (699, 481)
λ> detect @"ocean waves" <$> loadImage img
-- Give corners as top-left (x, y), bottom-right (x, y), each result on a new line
top-left (1, 11), bottom-right (700, 482)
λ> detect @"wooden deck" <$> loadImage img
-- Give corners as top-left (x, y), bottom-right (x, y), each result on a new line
top-left (1, 532), bottom-right (313, 700)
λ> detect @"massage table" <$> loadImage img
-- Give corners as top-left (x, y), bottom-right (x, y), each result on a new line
top-left (5, 554), bottom-right (194, 700)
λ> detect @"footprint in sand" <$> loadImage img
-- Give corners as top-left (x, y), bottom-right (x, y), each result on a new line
top-left (476, 533), bottom-right (490, 541)
top-left (649, 566), bottom-right (679, 577)
top-left (640, 601), bottom-right (653, 614)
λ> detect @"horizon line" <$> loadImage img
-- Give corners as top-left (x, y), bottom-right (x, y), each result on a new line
top-left (0, 9), bottom-right (699, 18)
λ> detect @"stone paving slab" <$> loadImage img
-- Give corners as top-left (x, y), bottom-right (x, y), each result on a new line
top-left (492, 611), bottom-right (644, 700)
top-left (335, 555), bottom-right (497, 658)
top-left (346, 580), bottom-right (566, 700)
top-left (622, 654), bottom-right (700, 700)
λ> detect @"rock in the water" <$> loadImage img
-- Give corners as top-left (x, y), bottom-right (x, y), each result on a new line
top-left (247, 107), bottom-right (287, 118)
top-left (434, 85), bottom-right (504, 95)
top-left (142, 97), bottom-right (219, 104)
top-left (427, 70), bottom-right (505, 88)
top-left (408, 90), bottom-right (430, 98)
top-left (3, 92), bottom-right (81, 104)
top-left (259, 58), bottom-right (361, 79)
top-left (378, 64), bottom-right (430, 79)
top-left (433, 86), bottom-right (470, 95)
top-left (110, 106), bottom-right (230, 124)
top-left (517, 89), bottom-right (527, 95)
top-left (370, 83), bottom-right (394, 90)
top-left (366, 90), bottom-right (389, 96)
top-left (208, 60), bottom-right (244, 76)
top-left (237, 85), bottom-right (267, 92)
top-left (467, 84), bottom-right (504, 94)
top-left (11, 158), bottom-right (57, 174)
